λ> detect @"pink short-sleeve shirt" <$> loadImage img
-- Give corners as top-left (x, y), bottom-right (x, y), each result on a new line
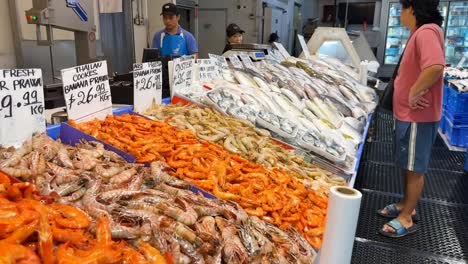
top-left (393, 23), bottom-right (445, 122)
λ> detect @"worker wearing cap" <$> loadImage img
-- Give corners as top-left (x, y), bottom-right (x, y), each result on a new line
top-left (222, 23), bottom-right (245, 53)
top-left (152, 3), bottom-right (198, 58)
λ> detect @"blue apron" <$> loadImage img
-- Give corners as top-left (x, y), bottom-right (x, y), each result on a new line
top-left (160, 32), bottom-right (188, 57)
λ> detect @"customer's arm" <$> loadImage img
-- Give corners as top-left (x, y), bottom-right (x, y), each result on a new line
top-left (408, 64), bottom-right (444, 109)
top-left (408, 28), bottom-right (445, 110)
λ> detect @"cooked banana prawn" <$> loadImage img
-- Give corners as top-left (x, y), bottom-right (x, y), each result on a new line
top-left (72, 114), bottom-right (329, 248)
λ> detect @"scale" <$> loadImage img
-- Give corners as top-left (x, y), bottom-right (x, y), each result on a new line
top-left (222, 43), bottom-right (271, 61)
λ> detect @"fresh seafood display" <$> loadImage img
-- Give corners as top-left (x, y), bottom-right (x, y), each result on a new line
top-left (144, 103), bottom-right (345, 192)
top-left (0, 173), bottom-right (163, 263)
top-left (0, 134), bottom-right (318, 262)
top-left (70, 114), bottom-right (330, 248)
top-left (175, 55), bottom-right (376, 173)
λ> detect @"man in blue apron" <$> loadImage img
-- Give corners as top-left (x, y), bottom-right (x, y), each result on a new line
top-left (151, 3), bottom-right (198, 58)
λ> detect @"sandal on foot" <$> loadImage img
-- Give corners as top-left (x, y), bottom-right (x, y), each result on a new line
top-left (379, 218), bottom-right (418, 238)
top-left (377, 204), bottom-right (419, 222)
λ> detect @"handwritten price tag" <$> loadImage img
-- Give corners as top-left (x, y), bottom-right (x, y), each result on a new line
top-left (198, 59), bottom-right (220, 83)
top-left (239, 54), bottom-right (256, 69)
top-left (209, 54), bottom-right (228, 69)
top-left (0, 69), bottom-right (45, 147)
top-left (298, 34), bottom-right (312, 60)
top-left (229, 55), bottom-right (244, 69)
top-left (172, 57), bottom-right (195, 93)
top-left (61, 61), bottom-right (112, 123)
top-left (133, 61), bottom-right (162, 113)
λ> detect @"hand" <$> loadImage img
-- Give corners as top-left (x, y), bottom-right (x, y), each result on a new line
top-left (409, 89), bottom-right (430, 110)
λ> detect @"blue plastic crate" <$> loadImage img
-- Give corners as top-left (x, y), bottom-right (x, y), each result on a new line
top-left (444, 110), bottom-right (468, 126)
top-left (465, 150), bottom-right (468, 172)
top-left (445, 117), bottom-right (468, 147)
top-left (445, 85), bottom-right (468, 114)
top-left (439, 114), bottom-right (448, 134)
top-left (465, 151), bottom-right (468, 172)
top-left (442, 85), bottom-right (450, 108)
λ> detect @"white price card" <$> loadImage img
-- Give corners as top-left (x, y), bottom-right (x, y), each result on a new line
top-left (0, 69), bottom-right (45, 147)
top-left (198, 59), bottom-right (220, 83)
top-left (209, 54), bottom-right (228, 69)
top-left (61, 61), bottom-right (112, 123)
top-left (274, 42), bottom-right (291, 59)
top-left (240, 53), bottom-right (255, 69)
top-left (133, 61), bottom-right (162, 113)
top-left (229, 55), bottom-right (244, 69)
top-left (172, 56), bottom-right (195, 93)
top-left (298, 34), bottom-right (312, 60)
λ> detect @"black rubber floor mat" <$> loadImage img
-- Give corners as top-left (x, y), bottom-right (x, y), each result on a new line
top-left (429, 148), bottom-right (467, 172)
top-left (355, 190), bottom-right (468, 261)
top-left (372, 119), bottom-right (394, 143)
top-left (352, 239), bottom-right (462, 264)
top-left (361, 142), bottom-right (394, 164)
top-left (360, 141), bottom-right (466, 172)
top-left (356, 162), bottom-right (468, 204)
top-left (433, 135), bottom-right (447, 148)
top-left (374, 110), bottom-right (394, 121)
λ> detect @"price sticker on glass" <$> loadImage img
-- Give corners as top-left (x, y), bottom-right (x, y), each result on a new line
top-left (61, 61), bottom-right (112, 123)
top-left (0, 68), bottom-right (45, 147)
top-left (133, 61), bottom-right (162, 113)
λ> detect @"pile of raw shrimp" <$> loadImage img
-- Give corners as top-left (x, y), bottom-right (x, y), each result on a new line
top-left (0, 172), bottom-right (165, 263)
top-left (0, 134), bottom-right (317, 263)
top-left (144, 104), bottom-right (345, 193)
top-left (71, 114), bottom-right (329, 249)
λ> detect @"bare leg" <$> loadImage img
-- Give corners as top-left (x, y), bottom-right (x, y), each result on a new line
top-left (381, 169), bottom-right (416, 216)
top-left (395, 169), bottom-right (409, 209)
top-left (383, 169), bottom-right (424, 232)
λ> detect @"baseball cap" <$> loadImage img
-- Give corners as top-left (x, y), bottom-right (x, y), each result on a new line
top-left (226, 23), bottom-right (245, 37)
top-left (161, 3), bottom-right (179, 16)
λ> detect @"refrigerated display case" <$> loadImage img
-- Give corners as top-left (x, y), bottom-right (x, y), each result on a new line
top-left (445, 2), bottom-right (468, 67)
top-left (378, 0), bottom-right (467, 78)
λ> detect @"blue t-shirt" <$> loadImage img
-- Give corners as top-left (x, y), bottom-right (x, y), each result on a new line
top-left (152, 26), bottom-right (198, 56)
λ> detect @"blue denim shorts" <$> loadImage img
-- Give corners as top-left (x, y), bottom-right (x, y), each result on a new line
top-left (394, 120), bottom-right (439, 174)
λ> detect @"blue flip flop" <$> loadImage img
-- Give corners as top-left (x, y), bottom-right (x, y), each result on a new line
top-left (377, 203), bottom-right (419, 222)
top-left (379, 218), bottom-right (418, 238)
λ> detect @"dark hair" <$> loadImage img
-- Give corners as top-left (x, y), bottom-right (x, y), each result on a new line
top-left (399, 0), bottom-right (443, 27)
top-left (268, 33), bottom-right (279, 43)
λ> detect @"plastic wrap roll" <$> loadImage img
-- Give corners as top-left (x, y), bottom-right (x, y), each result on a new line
top-left (320, 186), bottom-right (362, 264)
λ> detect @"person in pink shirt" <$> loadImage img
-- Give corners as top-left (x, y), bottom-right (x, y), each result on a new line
top-left (377, 0), bottom-right (445, 238)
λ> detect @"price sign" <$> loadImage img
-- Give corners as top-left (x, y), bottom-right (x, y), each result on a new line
top-left (229, 55), bottom-right (244, 69)
top-left (239, 53), bottom-right (256, 69)
top-left (0, 69), bottom-right (45, 147)
top-left (274, 42), bottom-right (291, 60)
top-left (133, 61), bottom-right (162, 113)
top-left (61, 61), bottom-right (112, 122)
top-left (172, 56), bottom-right (195, 93)
top-left (209, 53), bottom-right (228, 69)
top-left (298, 34), bottom-right (312, 60)
top-left (198, 59), bottom-right (220, 83)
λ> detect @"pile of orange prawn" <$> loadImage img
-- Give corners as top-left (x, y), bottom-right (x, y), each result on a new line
top-left (72, 114), bottom-right (329, 248)
top-left (70, 114), bottom-right (199, 163)
top-left (0, 173), bottom-right (167, 264)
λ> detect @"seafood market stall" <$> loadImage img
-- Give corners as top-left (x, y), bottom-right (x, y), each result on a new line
top-left (170, 52), bottom-right (377, 180)
top-left (0, 46), bottom-right (368, 262)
